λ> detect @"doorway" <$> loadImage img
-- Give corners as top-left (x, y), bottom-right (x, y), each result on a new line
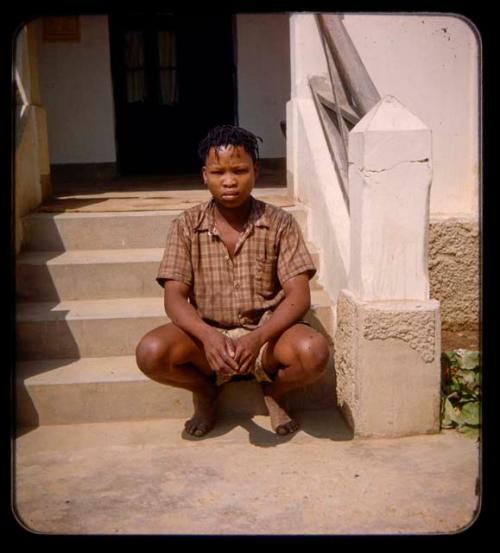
top-left (109, 13), bottom-right (237, 175)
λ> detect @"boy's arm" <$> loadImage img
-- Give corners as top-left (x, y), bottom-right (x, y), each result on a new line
top-left (232, 272), bottom-right (311, 373)
top-left (164, 280), bottom-right (239, 375)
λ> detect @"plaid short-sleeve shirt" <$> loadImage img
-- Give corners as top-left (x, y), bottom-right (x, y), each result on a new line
top-left (157, 196), bottom-right (316, 330)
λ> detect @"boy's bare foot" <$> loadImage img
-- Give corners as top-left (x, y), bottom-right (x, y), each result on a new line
top-left (262, 385), bottom-right (299, 436)
top-left (184, 387), bottom-right (220, 437)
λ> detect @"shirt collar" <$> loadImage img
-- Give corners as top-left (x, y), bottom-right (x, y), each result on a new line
top-left (194, 196), bottom-right (270, 233)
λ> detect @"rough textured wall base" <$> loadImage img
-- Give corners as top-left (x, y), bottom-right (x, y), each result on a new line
top-left (334, 289), bottom-right (442, 438)
top-left (428, 217), bottom-right (479, 331)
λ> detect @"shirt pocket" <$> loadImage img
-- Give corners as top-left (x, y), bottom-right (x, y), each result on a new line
top-left (255, 255), bottom-right (278, 298)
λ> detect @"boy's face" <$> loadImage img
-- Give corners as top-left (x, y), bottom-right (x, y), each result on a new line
top-left (202, 145), bottom-right (259, 209)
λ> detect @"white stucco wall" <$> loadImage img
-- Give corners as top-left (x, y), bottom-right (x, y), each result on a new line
top-left (36, 16), bottom-right (116, 164)
top-left (290, 13), bottom-right (480, 216)
top-left (236, 13), bottom-right (290, 158)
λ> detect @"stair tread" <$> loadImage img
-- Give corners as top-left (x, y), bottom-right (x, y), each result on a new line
top-left (28, 202), bottom-right (308, 219)
top-left (17, 289), bottom-right (331, 322)
top-left (17, 355), bottom-right (143, 384)
top-left (36, 188), bottom-right (296, 213)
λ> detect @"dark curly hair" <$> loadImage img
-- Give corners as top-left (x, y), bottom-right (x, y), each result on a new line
top-left (197, 124), bottom-right (263, 163)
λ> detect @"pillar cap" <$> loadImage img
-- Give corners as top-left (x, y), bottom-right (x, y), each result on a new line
top-left (351, 95), bottom-right (429, 134)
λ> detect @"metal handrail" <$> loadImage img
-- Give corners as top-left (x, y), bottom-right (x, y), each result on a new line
top-left (317, 14), bottom-right (380, 117)
top-left (309, 14), bottom-right (381, 208)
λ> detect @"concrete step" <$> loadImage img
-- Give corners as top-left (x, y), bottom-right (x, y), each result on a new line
top-left (16, 354), bottom-right (337, 426)
top-left (21, 205), bottom-right (308, 252)
top-left (16, 290), bottom-right (333, 360)
top-left (16, 245), bottom-right (322, 302)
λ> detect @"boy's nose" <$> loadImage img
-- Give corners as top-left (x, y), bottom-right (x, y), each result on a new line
top-left (222, 175), bottom-right (237, 187)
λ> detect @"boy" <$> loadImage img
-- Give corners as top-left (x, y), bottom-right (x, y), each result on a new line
top-left (136, 125), bottom-right (330, 437)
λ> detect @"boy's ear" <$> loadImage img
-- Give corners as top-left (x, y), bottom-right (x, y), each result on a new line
top-left (202, 166), bottom-right (207, 185)
top-left (254, 161), bottom-right (260, 179)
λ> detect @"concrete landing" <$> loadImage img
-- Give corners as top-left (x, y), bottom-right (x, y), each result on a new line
top-left (14, 410), bottom-right (480, 535)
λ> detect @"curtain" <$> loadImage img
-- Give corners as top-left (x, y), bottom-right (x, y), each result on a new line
top-left (158, 31), bottom-right (178, 105)
top-left (125, 31), bottom-right (146, 103)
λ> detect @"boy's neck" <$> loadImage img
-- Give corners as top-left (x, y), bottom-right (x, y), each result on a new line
top-left (213, 196), bottom-right (253, 227)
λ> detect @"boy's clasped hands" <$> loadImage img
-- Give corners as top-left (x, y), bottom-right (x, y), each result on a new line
top-left (201, 327), bottom-right (263, 376)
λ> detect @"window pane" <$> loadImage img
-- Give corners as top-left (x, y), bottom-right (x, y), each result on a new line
top-left (158, 31), bottom-right (178, 105)
top-left (125, 31), bottom-right (144, 68)
top-left (158, 31), bottom-right (176, 67)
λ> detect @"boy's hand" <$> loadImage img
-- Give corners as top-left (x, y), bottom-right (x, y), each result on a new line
top-left (201, 328), bottom-right (239, 375)
top-left (233, 331), bottom-right (264, 374)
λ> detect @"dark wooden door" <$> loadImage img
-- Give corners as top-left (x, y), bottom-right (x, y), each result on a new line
top-left (109, 13), bottom-right (236, 174)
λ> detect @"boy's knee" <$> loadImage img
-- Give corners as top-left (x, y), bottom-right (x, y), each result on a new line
top-left (136, 334), bottom-right (168, 375)
top-left (298, 334), bottom-right (330, 378)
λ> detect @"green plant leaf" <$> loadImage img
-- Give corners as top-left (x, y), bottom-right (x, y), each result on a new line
top-left (457, 370), bottom-right (476, 385)
top-left (457, 350), bottom-right (480, 370)
top-left (442, 397), bottom-right (459, 426)
top-left (457, 425), bottom-right (480, 440)
top-left (460, 401), bottom-right (480, 425)
top-left (443, 351), bottom-right (459, 366)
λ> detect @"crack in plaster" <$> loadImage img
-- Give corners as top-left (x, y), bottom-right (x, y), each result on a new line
top-left (356, 158), bottom-right (431, 176)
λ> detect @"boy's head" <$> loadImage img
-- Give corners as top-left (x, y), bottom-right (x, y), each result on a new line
top-left (197, 124), bottom-right (263, 165)
top-left (199, 125), bottom-right (263, 209)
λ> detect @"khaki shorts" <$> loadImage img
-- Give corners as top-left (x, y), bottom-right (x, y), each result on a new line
top-left (214, 326), bottom-right (273, 386)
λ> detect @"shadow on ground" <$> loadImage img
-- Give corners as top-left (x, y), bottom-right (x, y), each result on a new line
top-left (181, 406), bottom-right (353, 447)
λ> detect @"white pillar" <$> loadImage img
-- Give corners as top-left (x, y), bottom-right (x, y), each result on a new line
top-left (348, 95), bottom-right (432, 301)
top-left (335, 96), bottom-right (441, 438)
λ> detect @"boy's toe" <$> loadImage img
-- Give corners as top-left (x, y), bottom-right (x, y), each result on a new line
top-left (193, 424), bottom-right (209, 437)
top-left (185, 419), bottom-right (212, 437)
top-left (277, 421), bottom-right (299, 435)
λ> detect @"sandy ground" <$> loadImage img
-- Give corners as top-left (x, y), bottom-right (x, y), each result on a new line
top-left (14, 408), bottom-right (480, 536)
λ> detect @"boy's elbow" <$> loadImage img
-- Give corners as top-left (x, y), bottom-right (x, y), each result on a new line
top-left (291, 288), bottom-right (311, 317)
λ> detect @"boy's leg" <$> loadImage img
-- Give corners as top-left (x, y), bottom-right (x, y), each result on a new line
top-left (261, 324), bottom-right (330, 435)
top-left (135, 323), bottom-right (219, 437)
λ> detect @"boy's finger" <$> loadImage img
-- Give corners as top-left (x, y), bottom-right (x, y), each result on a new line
top-left (239, 357), bottom-right (252, 374)
top-left (215, 349), bottom-right (238, 373)
top-left (232, 343), bottom-right (243, 365)
top-left (223, 350), bottom-right (239, 371)
top-left (208, 351), bottom-right (225, 373)
top-left (224, 337), bottom-right (236, 358)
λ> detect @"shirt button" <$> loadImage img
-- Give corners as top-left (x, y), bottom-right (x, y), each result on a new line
top-left (234, 282), bottom-right (239, 289)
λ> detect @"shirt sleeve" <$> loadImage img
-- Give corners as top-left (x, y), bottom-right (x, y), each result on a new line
top-left (156, 216), bottom-right (193, 288)
top-left (277, 214), bottom-right (317, 285)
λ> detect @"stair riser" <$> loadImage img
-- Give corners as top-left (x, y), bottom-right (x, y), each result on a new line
top-left (17, 253), bottom-right (321, 302)
top-left (16, 306), bottom-right (333, 361)
top-left (16, 261), bottom-right (163, 301)
top-left (16, 363), bottom-right (337, 426)
top-left (21, 209), bottom-right (308, 251)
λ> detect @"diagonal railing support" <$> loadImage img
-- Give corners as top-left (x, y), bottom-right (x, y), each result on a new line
top-left (317, 14), bottom-right (381, 116)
